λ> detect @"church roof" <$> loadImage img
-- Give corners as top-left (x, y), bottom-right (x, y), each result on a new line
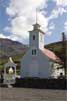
top-left (42, 48), bottom-right (63, 64)
top-left (33, 23), bottom-right (40, 27)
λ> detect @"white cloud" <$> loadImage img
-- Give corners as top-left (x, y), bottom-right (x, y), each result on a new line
top-left (53, 0), bottom-right (67, 7)
top-left (49, 7), bottom-right (67, 20)
top-left (6, 0), bottom-right (46, 17)
top-left (37, 12), bottom-right (48, 32)
top-left (46, 22), bottom-right (55, 36)
top-left (5, 0), bottom-right (49, 44)
top-left (48, 0), bottom-right (67, 20)
top-left (48, 22), bottom-right (55, 30)
top-left (0, 32), bottom-right (27, 44)
top-left (0, 33), bottom-right (7, 38)
top-left (49, 9), bottom-right (59, 20)
top-left (9, 34), bottom-right (29, 44)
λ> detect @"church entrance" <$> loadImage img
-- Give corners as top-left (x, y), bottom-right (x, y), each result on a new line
top-left (29, 60), bottom-right (39, 77)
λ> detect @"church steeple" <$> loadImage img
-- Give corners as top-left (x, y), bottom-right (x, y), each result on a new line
top-left (29, 10), bottom-right (45, 50)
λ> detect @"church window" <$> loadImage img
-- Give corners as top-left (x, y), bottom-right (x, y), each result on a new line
top-left (32, 49), bottom-right (36, 55)
top-left (33, 35), bottom-right (35, 40)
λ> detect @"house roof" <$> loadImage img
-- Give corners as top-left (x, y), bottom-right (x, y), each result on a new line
top-left (42, 48), bottom-right (63, 64)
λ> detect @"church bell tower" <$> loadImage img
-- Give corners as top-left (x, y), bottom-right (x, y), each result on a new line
top-left (29, 22), bottom-right (45, 50)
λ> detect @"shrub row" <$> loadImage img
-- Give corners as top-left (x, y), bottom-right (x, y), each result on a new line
top-left (14, 78), bottom-right (67, 89)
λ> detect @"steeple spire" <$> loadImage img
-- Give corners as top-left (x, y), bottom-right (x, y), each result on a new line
top-left (33, 8), bottom-right (40, 30)
top-left (36, 8), bottom-right (37, 24)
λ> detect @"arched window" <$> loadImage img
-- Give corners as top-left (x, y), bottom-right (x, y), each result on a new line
top-left (33, 35), bottom-right (35, 40)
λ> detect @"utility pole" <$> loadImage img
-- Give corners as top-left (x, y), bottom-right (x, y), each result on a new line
top-left (62, 32), bottom-right (66, 78)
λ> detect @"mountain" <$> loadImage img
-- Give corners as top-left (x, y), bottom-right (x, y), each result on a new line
top-left (0, 38), bottom-right (28, 64)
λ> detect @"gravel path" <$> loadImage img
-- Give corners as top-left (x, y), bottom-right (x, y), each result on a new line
top-left (0, 88), bottom-right (66, 101)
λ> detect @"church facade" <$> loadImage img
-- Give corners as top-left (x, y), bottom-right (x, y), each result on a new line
top-left (20, 23), bottom-right (64, 78)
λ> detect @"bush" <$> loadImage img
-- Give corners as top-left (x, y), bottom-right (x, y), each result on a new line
top-left (14, 78), bottom-right (67, 89)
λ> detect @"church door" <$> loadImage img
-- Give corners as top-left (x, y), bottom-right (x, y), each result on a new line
top-left (29, 60), bottom-right (39, 77)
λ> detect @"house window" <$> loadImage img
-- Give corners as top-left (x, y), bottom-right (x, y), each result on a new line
top-left (32, 49), bottom-right (36, 55)
top-left (33, 35), bottom-right (35, 40)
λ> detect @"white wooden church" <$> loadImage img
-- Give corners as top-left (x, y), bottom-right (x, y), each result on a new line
top-left (20, 23), bottom-right (65, 79)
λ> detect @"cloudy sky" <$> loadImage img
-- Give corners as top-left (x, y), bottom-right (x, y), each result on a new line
top-left (0, 0), bottom-right (67, 45)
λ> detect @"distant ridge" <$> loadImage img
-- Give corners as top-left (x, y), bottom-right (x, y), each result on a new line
top-left (0, 38), bottom-right (28, 59)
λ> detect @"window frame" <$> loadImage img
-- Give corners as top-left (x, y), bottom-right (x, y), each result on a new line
top-left (33, 35), bottom-right (35, 40)
top-left (32, 49), bottom-right (36, 55)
